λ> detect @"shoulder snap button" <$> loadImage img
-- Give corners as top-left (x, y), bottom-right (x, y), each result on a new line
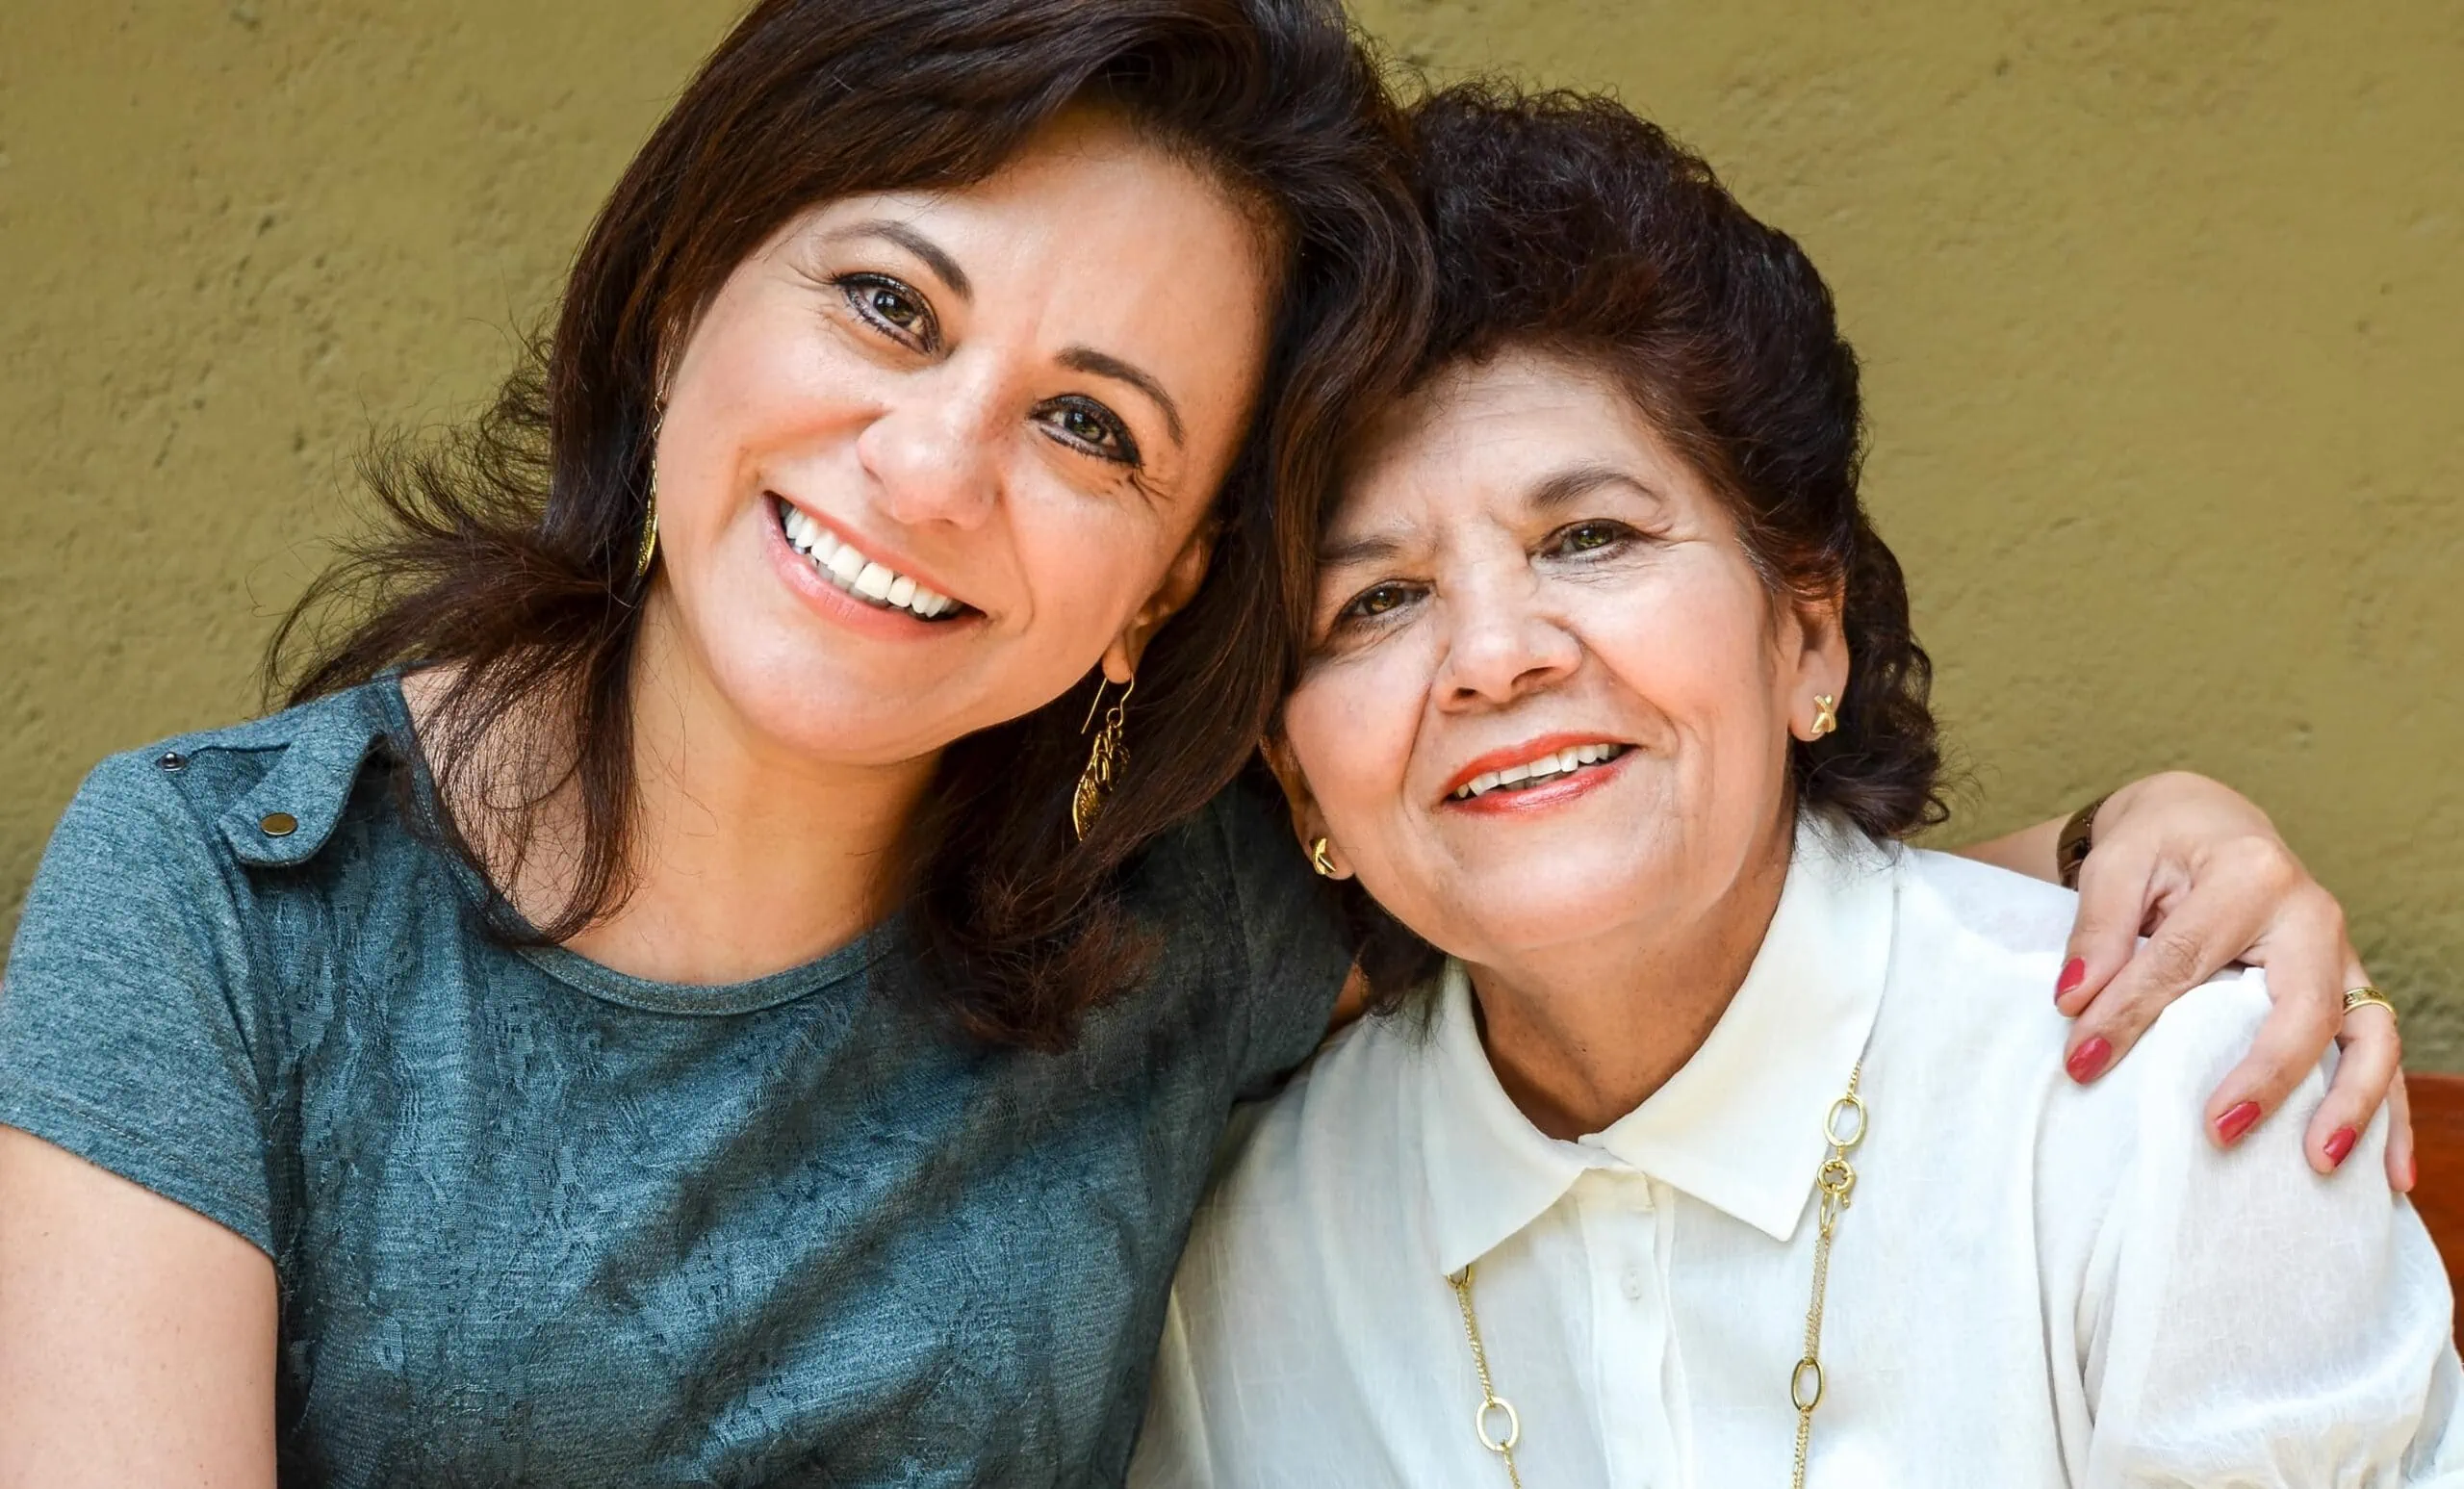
top-left (157, 751), bottom-right (188, 772)
top-left (258, 811), bottom-right (298, 837)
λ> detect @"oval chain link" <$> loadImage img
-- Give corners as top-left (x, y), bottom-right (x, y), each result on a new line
top-left (1450, 1062), bottom-right (1866, 1489)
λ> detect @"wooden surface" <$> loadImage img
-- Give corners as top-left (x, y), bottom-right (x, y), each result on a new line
top-left (2413, 1072), bottom-right (2464, 1337)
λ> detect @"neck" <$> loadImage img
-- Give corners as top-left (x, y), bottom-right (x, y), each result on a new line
top-left (1468, 804), bottom-right (1797, 1141)
top-left (414, 598), bottom-right (940, 985)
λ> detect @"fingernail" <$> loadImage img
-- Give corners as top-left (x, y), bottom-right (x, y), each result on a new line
top-left (2323, 1127), bottom-right (2358, 1168)
top-left (2065, 1037), bottom-right (2112, 1084)
top-left (2403, 1153), bottom-right (2419, 1191)
top-left (2214, 1100), bottom-right (2264, 1145)
top-left (2055, 958), bottom-right (2087, 1000)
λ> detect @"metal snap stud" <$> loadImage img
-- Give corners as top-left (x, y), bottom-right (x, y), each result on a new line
top-left (258, 811), bottom-right (298, 838)
top-left (157, 751), bottom-right (188, 772)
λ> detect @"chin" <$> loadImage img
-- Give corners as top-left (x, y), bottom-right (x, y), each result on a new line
top-left (688, 608), bottom-right (982, 764)
top-left (1408, 871), bottom-right (1658, 964)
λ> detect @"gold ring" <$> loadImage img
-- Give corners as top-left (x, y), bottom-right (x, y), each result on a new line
top-left (2343, 987), bottom-right (2398, 1024)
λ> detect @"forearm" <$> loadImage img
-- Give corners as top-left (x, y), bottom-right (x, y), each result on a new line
top-left (1948, 814), bottom-right (2065, 883)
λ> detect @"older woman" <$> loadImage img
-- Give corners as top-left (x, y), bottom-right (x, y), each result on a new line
top-left (1134, 89), bottom-right (2455, 1487)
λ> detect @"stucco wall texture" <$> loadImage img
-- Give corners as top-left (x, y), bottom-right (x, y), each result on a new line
top-left (2, 2), bottom-right (2459, 1063)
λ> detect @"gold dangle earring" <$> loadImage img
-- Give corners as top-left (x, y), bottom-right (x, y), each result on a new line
top-left (633, 402), bottom-right (664, 583)
top-left (1809, 693), bottom-right (1838, 739)
top-left (1071, 674), bottom-right (1136, 841)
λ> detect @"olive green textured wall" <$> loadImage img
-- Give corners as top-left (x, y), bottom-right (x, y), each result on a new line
top-left (3, 2), bottom-right (2459, 1063)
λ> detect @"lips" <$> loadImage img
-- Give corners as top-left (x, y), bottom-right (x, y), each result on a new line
top-left (773, 496), bottom-right (967, 621)
top-left (1440, 734), bottom-right (1632, 803)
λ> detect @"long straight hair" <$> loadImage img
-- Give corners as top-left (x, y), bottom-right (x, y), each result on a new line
top-left (273, 0), bottom-right (1429, 1048)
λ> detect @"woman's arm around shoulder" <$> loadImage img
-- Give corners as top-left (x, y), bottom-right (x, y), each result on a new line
top-left (1957, 769), bottom-right (2414, 1190)
top-left (2066, 969), bottom-right (2459, 1488)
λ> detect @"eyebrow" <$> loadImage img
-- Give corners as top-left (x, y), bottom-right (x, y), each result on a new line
top-left (834, 219), bottom-right (972, 300)
top-left (1314, 461), bottom-right (1661, 570)
top-left (1059, 346), bottom-right (1187, 449)
top-left (1316, 526), bottom-right (1404, 571)
top-left (1528, 461), bottom-right (1656, 512)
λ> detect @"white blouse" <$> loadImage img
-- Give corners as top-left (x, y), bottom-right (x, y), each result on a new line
top-left (1133, 821), bottom-right (2462, 1488)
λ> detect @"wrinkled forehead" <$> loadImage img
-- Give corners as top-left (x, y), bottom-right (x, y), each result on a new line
top-left (1321, 346), bottom-right (1667, 555)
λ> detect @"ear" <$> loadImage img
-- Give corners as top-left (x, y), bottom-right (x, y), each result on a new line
top-left (1260, 732), bottom-right (1349, 881)
top-left (1099, 524), bottom-right (1216, 684)
top-left (1785, 584), bottom-right (1853, 742)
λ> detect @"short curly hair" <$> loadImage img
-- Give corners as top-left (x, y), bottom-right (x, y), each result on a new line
top-left (1341, 82), bottom-right (1947, 1003)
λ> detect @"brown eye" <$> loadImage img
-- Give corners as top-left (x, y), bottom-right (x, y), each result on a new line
top-left (1036, 397), bottom-right (1142, 467)
top-left (837, 273), bottom-right (935, 345)
top-left (867, 286), bottom-right (920, 327)
top-left (1342, 582), bottom-right (1414, 620)
top-left (1556, 515), bottom-right (1635, 554)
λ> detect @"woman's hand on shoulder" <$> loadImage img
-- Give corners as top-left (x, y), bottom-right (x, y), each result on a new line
top-left (2049, 770), bottom-right (2412, 1192)
top-left (0, 1127), bottom-right (277, 1488)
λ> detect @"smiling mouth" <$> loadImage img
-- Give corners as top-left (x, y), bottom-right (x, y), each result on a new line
top-left (1450, 742), bottom-right (1631, 802)
top-left (774, 497), bottom-right (970, 622)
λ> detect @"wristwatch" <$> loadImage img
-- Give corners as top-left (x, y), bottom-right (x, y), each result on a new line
top-left (2056, 793), bottom-right (2109, 891)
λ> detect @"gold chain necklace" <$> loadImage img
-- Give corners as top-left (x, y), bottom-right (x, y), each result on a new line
top-left (1448, 1064), bottom-right (1868, 1489)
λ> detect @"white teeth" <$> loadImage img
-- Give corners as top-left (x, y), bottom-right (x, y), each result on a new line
top-left (1452, 743), bottom-right (1629, 800)
top-left (776, 500), bottom-right (964, 620)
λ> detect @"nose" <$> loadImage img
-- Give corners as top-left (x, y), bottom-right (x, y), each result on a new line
top-left (855, 366), bottom-right (1001, 531)
top-left (1437, 569), bottom-right (1580, 710)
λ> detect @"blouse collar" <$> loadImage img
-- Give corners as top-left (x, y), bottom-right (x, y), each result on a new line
top-left (1420, 813), bottom-right (1899, 1276)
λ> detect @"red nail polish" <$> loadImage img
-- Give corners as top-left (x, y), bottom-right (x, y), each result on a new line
top-left (2323, 1127), bottom-right (2357, 1168)
top-left (2065, 1037), bottom-right (2112, 1084)
top-left (2215, 1100), bottom-right (2264, 1144)
top-left (2055, 958), bottom-right (2087, 1000)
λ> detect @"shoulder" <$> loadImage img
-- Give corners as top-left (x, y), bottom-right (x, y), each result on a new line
top-left (136, 680), bottom-right (408, 872)
top-left (1890, 843), bottom-right (2272, 1080)
top-left (13, 680), bottom-right (418, 969)
top-left (1137, 767), bottom-right (1301, 897)
top-left (1871, 844), bottom-right (2282, 1207)
top-left (1179, 1011), bottom-right (1420, 1278)
top-left (1125, 770), bottom-right (1353, 1088)
top-left (57, 680), bottom-right (405, 870)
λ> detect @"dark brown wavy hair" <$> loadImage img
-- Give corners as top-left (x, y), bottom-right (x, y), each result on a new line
top-left (1339, 83), bottom-right (1946, 1003)
top-left (271, 0), bottom-right (1429, 1049)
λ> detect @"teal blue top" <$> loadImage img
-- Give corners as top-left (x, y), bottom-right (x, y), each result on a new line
top-left (0, 678), bottom-right (1349, 1486)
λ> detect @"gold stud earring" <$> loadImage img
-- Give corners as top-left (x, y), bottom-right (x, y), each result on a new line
top-left (1310, 837), bottom-right (1337, 878)
top-left (1809, 693), bottom-right (1838, 740)
top-left (1071, 674), bottom-right (1136, 841)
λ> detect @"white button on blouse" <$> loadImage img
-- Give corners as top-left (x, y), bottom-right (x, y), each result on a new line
top-left (1133, 820), bottom-right (2463, 1488)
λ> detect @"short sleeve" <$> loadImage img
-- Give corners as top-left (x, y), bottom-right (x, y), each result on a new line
top-left (1205, 771), bottom-right (1352, 1097)
top-left (0, 751), bottom-right (277, 1254)
top-left (2078, 971), bottom-right (2464, 1486)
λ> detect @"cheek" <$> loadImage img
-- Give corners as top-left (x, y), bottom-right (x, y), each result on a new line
top-left (1587, 567), bottom-right (1791, 750)
top-left (1002, 495), bottom-right (1182, 658)
top-left (662, 295), bottom-right (870, 524)
top-left (1283, 654), bottom-right (1420, 838)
